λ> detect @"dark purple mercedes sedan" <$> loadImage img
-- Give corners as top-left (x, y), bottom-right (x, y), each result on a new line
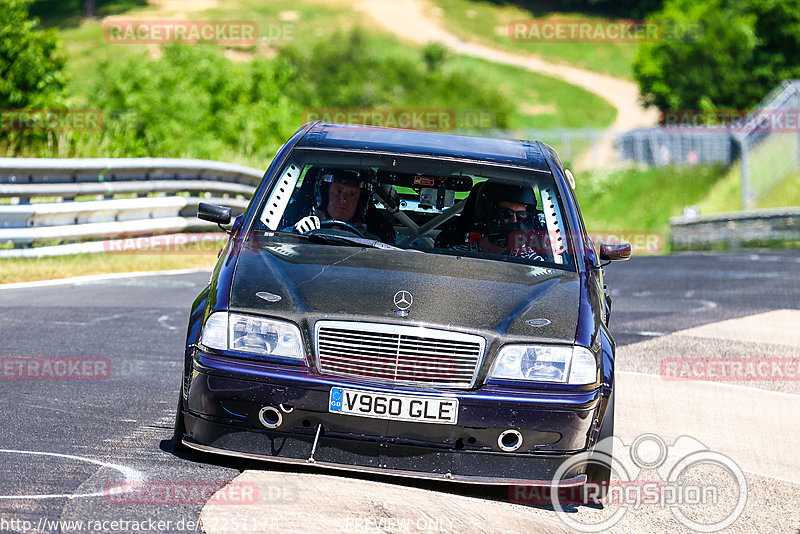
top-left (173, 122), bottom-right (630, 493)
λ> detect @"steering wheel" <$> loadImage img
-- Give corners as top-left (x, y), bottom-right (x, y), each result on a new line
top-left (318, 219), bottom-right (366, 238)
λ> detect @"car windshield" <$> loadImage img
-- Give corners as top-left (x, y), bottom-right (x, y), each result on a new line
top-left (251, 149), bottom-right (575, 270)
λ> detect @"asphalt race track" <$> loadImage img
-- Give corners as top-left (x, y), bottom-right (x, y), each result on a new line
top-left (1, 251), bottom-right (799, 533)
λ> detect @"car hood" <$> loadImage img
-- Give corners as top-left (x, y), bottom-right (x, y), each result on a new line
top-left (229, 241), bottom-right (580, 342)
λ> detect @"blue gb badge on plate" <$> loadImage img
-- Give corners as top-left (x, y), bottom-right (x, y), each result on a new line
top-left (329, 387), bottom-right (343, 412)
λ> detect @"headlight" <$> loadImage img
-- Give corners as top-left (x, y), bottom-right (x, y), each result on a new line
top-left (200, 312), bottom-right (305, 360)
top-left (489, 345), bottom-right (597, 385)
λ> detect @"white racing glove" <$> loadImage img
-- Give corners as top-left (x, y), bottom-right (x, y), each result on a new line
top-left (508, 246), bottom-right (544, 262)
top-left (294, 215), bottom-right (321, 234)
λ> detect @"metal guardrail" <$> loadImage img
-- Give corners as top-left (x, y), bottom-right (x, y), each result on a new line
top-left (670, 208), bottom-right (800, 250)
top-left (0, 158), bottom-right (264, 185)
top-left (0, 158), bottom-right (262, 257)
top-left (0, 180), bottom-right (255, 199)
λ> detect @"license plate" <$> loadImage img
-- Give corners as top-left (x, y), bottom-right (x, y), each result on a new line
top-left (328, 387), bottom-right (459, 425)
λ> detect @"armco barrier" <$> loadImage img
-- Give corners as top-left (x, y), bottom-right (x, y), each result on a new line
top-left (0, 158), bottom-right (262, 257)
top-left (670, 208), bottom-right (800, 250)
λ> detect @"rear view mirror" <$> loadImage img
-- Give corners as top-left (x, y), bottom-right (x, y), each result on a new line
top-left (599, 242), bottom-right (631, 261)
top-left (198, 203), bottom-right (232, 225)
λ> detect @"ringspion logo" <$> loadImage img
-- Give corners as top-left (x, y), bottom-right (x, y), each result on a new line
top-left (511, 434), bottom-right (747, 532)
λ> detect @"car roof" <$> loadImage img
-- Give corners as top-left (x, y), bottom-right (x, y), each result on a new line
top-left (296, 122), bottom-right (552, 172)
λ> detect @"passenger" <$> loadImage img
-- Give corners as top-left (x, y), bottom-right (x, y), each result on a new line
top-left (293, 169), bottom-right (394, 242)
top-left (449, 182), bottom-right (546, 260)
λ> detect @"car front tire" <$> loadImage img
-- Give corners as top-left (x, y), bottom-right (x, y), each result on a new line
top-left (583, 388), bottom-right (614, 501)
top-left (172, 389), bottom-right (189, 453)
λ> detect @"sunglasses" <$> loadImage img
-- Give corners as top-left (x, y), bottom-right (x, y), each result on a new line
top-left (495, 207), bottom-right (532, 223)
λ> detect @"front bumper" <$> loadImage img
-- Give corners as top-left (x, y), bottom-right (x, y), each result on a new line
top-left (182, 351), bottom-right (601, 485)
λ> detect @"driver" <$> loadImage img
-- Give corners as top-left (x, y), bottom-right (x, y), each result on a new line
top-left (449, 182), bottom-right (547, 260)
top-left (293, 169), bottom-right (393, 242)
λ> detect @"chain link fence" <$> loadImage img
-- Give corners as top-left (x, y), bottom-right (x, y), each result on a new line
top-left (617, 128), bottom-right (737, 167)
top-left (736, 80), bottom-right (800, 209)
top-left (615, 80), bottom-right (800, 209)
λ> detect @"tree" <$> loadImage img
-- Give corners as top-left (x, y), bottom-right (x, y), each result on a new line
top-left (633, 0), bottom-right (800, 111)
top-left (0, 0), bottom-right (66, 110)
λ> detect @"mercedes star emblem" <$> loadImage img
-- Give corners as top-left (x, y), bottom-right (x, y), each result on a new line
top-left (393, 290), bottom-right (413, 316)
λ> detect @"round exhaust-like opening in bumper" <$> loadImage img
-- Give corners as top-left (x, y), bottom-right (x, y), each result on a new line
top-left (258, 406), bottom-right (283, 429)
top-left (498, 429), bottom-right (523, 452)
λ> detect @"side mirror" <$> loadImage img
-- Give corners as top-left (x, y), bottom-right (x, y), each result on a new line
top-left (197, 203), bottom-right (232, 225)
top-left (599, 242), bottom-right (631, 262)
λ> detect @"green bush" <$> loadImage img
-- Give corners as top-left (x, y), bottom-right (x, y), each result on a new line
top-left (634, 0), bottom-right (800, 111)
top-left (279, 29), bottom-right (513, 128)
top-left (48, 29), bottom-right (516, 163)
top-left (87, 45), bottom-right (299, 160)
top-left (575, 164), bottom-right (727, 233)
top-left (0, 0), bottom-right (67, 141)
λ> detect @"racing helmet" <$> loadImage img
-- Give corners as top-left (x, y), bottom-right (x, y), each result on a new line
top-left (314, 168), bottom-right (374, 221)
top-left (472, 181), bottom-right (538, 247)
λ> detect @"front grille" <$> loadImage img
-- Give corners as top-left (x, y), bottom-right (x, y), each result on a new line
top-left (315, 321), bottom-right (485, 389)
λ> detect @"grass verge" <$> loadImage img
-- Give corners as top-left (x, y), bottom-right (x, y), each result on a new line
top-left (0, 253), bottom-right (216, 284)
top-left (575, 164), bottom-right (729, 253)
top-left (696, 134), bottom-right (800, 214)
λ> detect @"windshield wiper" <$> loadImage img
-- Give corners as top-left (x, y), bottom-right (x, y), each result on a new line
top-left (257, 230), bottom-right (404, 251)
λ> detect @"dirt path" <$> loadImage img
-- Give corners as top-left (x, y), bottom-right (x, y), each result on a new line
top-left (355, 0), bottom-right (660, 169)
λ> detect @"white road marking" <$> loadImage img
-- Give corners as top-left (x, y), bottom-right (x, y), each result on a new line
top-left (17, 403), bottom-right (81, 417)
top-left (690, 298), bottom-right (717, 312)
top-left (0, 269), bottom-right (209, 290)
top-left (158, 314), bottom-right (178, 331)
top-left (52, 312), bottom-right (132, 327)
top-left (0, 449), bottom-right (145, 500)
